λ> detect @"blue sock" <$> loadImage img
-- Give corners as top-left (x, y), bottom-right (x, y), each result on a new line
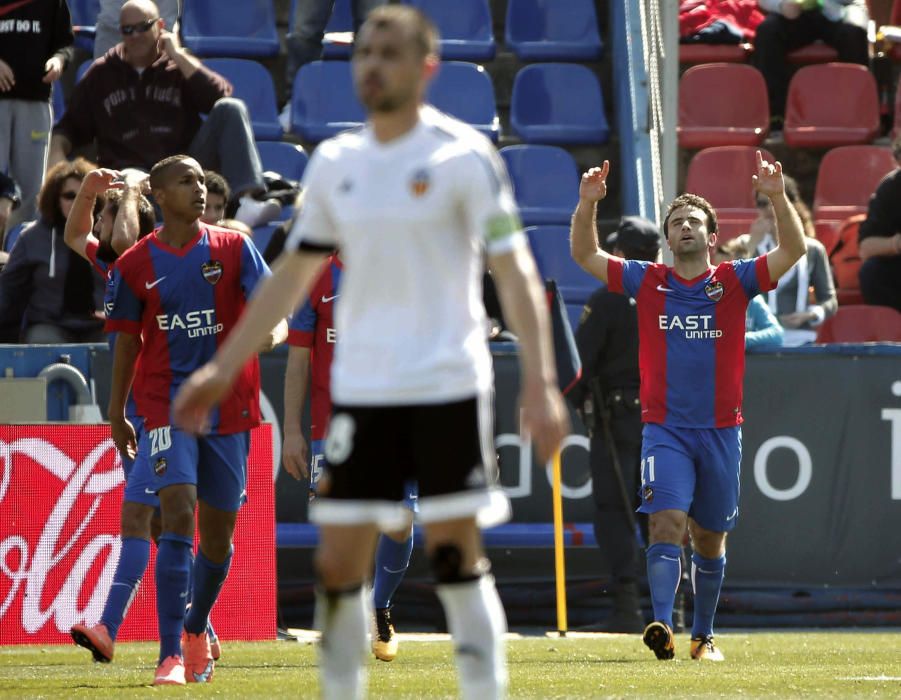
top-left (646, 542), bottom-right (682, 629)
top-left (100, 537), bottom-right (150, 641)
top-left (690, 552), bottom-right (726, 639)
top-left (372, 534), bottom-right (413, 609)
top-left (184, 547), bottom-right (233, 634)
top-left (156, 533), bottom-right (193, 662)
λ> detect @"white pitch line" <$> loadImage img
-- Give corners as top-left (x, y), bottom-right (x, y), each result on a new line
top-left (839, 676), bottom-right (901, 682)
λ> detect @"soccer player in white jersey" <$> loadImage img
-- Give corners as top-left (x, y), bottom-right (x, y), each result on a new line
top-left (172, 6), bottom-right (569, 698)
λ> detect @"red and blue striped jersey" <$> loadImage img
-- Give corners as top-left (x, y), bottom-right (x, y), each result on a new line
top-left (607, 256), bottom-right (775, 428)
top-left (105, 225), bottom-right (271, 433)
top-left (287, 255), bottom-right (341, 441)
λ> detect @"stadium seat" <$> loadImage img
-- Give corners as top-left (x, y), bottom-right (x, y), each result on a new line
top-left (427, 62), bottom-right (499, 141)
top-left (251, 223), bottom-right (280, 257)
top-left (787, 41), bottom-right (839, 65)
top-left (499, 145), bottom-right (580, 226)
top-left (256, 142), bottom-right (308, 183)
top-left (815, 305), bottom-right (901, 343)
top-left (403, 0), bottom-right (495, 60)
top-left (526, 225), bottom-right (601, 304)
top-left (678, 63), bottom-right (769, 149)
top-left (67, 0), bottom-right (100, 52)
top-left (51, 82), bottom-right (65, 125)
top-left (684, 146), bottom-right (776, 236)
top-left (181, 0), bottom-right (279, 57)
top-left (679, 43), bottom-right (752, 64)
top-left (505, 0), bottom-right (603, 61)
top-left (3, 223), bottom-right (26, 253)
top-left (76, 60), bottom-right (93, 83)
top-left (829, 215), bottom-right (866, 306)
top-left (784, 63), bottom-right (879, 148)
top-left (813, 145), bottom-right (896, 253)
top-left (203, 59), bottom-right (282, 140)
top-left (510, 63), bottom-right (609, 144)
top-left (290, 61), bottom-right (365, 142)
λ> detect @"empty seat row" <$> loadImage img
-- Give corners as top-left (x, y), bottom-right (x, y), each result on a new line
top-left (684, 145), bottom-right (896, 251)
top-left (679, 62), bottom-right (880, 150)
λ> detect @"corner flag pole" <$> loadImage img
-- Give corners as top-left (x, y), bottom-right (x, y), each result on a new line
top-left (551, 448), bottom-right (568, 636)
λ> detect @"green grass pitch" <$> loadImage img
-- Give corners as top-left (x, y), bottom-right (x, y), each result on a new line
top-left (2, 631), bottom-right (899, 698)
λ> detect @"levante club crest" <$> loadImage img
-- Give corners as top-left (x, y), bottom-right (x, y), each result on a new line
top-left (704, 281), bottom-right (724, 302)
top-left (202, 260), bottom-right (223, 285)
top-left (409, 168), bottom-right (430, 197)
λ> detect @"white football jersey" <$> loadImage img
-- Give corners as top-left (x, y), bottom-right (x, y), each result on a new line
top-left (286, 105), bottom-right (526, 405)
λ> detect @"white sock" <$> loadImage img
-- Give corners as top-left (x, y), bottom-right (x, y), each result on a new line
top-left (314, 586), bottom-right (369, 700)
top-left (436, 575), bottom-right (508, 700)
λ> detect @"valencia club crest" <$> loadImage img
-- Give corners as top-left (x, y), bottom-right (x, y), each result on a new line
top-left (704, 281), bottom-right (724, 302)
top-left (202, 260), bottom-right (223, 285)
top-left (410, 168), bottom-right (430, 197)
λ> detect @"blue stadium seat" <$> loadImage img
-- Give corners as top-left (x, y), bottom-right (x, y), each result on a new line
top-left (76, 60), bottom-right (93, 83)
top-left (526, 225), bottom-right (600, 304)
top-left (203, 59), bottom-right (282, 140)
top-left (505, 0), bottom-right (603, 61)
top-left (181, 0), bottom-right (279, 57)
top-left (3, 223), bottom-right (27, 253)
top-left (290, 61), bottom-right (365, 142)
top-left (404, 0), bottom-right (495, 60)
top-left (287, 0), bottom-right (355, 58)
top-left (510, 63), bottom-right (609, 144)
top-left (51, 82), bottom-right (65, 125)
top-left (256, 142), bottom-right (309, 183)
top-left (499, 145), bottom-right (579, 226)
top-left (251, 223), bottom-right (280, 257)
top-left (427, 62), bottom-right (498, 142)
top-left (68, 0), bottom-right (100, 52)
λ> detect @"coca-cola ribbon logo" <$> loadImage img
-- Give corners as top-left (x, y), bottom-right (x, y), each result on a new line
top-left (0, 431), bottom-right (124, 637)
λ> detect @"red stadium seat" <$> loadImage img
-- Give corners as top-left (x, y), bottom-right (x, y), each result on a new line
top-left (829, 215), bottom-right (866, 306)
top-left (813, 146), bottom-right (896, 253)
top-left (787, 41), bottom-right (839, 65)
top-left (684, 146), bottom-right (776, 233)
top-left (784, 63), bottom-right (879, 148)
top-left (679, 43), bottom-right (752, 64)
top-left (678, 63), bottom-right (769, 149)
top-left (815, 305), bottom-right (901, 343)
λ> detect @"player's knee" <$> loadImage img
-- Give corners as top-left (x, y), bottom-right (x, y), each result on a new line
top-left (648, 511), bottom-right (686, 545)
top-left (120, 501), bottom-right (154, 539)
top-left (429, 544), bottom-right (488, 584)
top-left (160, 501), bottom-right (195, 538)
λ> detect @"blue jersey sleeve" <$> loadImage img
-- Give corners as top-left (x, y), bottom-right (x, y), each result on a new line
top-left (732, 257), bottom-right (770, 299)
top-left (620, 259), bottom-right (651, 298)
top-left (104, 266), bottom-right (143, 335)
top-left (240, 237), bottom-right (272, 299)
top-left (289, 298), bottom-right (317, 334)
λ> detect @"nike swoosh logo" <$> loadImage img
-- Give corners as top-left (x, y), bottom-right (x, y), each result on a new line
top-left (193, 660), bottom-right (214, 682)
top-left (0, 0), bottom-right (35, 19)
top-left (656, 285), bottom-right (673, 293)
top-left (145, 277), bottom-right (166, 289)
top-left (321, 294), bottom-right (338, 303)
top-left (144, 488), bottom-right (156, 495)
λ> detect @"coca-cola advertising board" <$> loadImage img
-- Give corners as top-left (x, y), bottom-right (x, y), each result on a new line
top-left (0, 424), bottom-right (276, 644)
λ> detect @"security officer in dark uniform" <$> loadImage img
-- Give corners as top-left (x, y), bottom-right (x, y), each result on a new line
top-left (572, 216), bottom-right (670, 633)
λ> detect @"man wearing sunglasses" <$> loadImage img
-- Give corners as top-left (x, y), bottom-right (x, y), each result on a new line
top-left (49, 0), bottom-right (278, 228)
top-left (93, 0), bottom-right (180, 59)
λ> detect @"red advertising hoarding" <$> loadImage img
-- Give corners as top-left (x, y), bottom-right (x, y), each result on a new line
top-left (0, 424), bottom-right (276, 644)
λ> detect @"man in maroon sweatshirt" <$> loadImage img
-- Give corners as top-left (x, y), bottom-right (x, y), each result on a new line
top-left (49, 0), bottom-right (276, 226)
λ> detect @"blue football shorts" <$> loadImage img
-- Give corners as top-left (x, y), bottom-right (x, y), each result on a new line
top-left (637, 423), bottom-right (742, 532)
top-left (310, 438), bottom-right (419, 512)
top-left (124, 425), bottom-right (250, 513)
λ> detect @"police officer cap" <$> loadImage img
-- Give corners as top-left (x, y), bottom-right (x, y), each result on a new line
top-left (606, 216), bottom-right (661, 257)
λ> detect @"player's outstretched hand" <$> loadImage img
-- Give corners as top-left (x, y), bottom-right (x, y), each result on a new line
top-left (751, 150), bottom-right (785, 199)
top-left (579, 161), bottom-right (610, 204)
top-left (110, 416), bottom-right (137, 461)
top-left (172, 362), bottom-right (231, 435)
top-left (282, 433), bottom-right (310, 481)
top-left (520, 380), bottom-right (571, 465)
top-left (83, 168), bottom-right (125, 197)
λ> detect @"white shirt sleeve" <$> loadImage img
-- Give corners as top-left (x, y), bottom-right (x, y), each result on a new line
top-left (462, 143), bottom-right (526, 256)
top-left (285, 148), bottom-right (339, 251)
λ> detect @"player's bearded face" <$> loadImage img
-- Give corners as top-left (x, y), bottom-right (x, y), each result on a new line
top-left (353, 25), bottom-right (424, 113)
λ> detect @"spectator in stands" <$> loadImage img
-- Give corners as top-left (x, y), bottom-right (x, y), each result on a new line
top-left (282, 0), bottom-right (388, 123)
top-left (742, 174), bottom-right (836, 345)
top-left (713, 238), bottom-right (784, 350)
top-left (94, 0), bottom-right (180, 59)
top-left (201, 170), bottom-right (230, 225)
top-left (48, 0), bottom-right (279, 228)
top-left (0, 172), bottom-right (21, 242)
top-left (0, 158), bottom-right (106, 343)
top-left (754, 0), bottom-right (868, 127)
top-left (858, 135), bottom-right (901, 311)
top-left (0, 0), bottom-right (73, 228)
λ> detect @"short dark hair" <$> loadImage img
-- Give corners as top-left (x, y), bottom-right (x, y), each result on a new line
top-left (38, 158), bottom-right (97, 227)
top-left (204, 170), bottom-right (230, 202)
top-left (105, 189), bottom-right (157, 237)
top-left (664, 193), bottom-right (718, 235)
top-left (149, 154), bottom-right (195, 191)
top-left (363, 5), bottom-right (439, 57)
